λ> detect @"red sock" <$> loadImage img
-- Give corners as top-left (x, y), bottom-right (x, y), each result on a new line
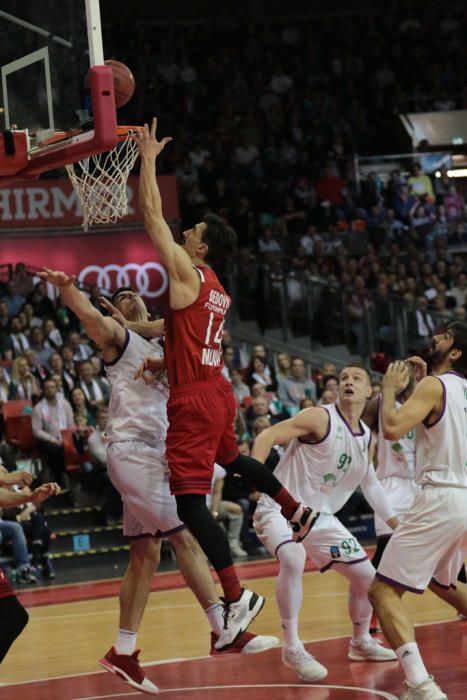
top-left (274, 487), bottom-right (300, 520)
top-left (217, 565), bottom-right (242, 602)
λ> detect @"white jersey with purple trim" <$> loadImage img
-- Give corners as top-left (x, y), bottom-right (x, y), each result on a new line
top-left (104, 329), bottom-right (169, 448)
top-left (415, 371), bottom-right (467, 488)
top-left (258, 403), bottom-right (372, 515)
top-left (377, 399), bottom-right (416, 480)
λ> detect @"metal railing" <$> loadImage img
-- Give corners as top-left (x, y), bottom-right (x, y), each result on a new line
top-left (229, 265), bottom-right (450, 361)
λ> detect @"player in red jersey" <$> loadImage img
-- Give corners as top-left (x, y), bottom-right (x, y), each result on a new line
top-left (0, 473), bottom-right (59, 664)
top-left (134, 119), bottom-right (318, 650)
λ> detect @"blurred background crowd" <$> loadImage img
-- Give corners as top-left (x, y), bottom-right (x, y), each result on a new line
top-left (111, 1), bottom-right (467, 359)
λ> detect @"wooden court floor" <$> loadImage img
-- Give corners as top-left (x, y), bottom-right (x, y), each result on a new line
top-left (0, 560), bottom-right (466, 699)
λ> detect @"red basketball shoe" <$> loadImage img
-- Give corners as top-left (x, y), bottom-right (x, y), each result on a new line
top-left (99, 647), bottom-right (159, 695)
top-left (210, 630), bottom-right (279, 655)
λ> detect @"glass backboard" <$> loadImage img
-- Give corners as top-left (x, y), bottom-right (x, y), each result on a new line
top-left (0, 0), bottom-right (117, 177)
top-left (0, 0), bottom-right (103, 137)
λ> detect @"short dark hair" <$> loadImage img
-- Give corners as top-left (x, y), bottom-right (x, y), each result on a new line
top-left (340, 363), bottom-right (372, 384)
top-left (447, 321), bottom-right (467, 376)
top-left (322, 374), bottom-right (339, 386)
top-left (201, 213), bottom-right (237, 264)
top-left (110, 287), bottom-right (134, 306)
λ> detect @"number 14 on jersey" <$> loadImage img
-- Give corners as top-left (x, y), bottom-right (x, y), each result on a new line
top-left (202, 312), bottom-right (224, 367)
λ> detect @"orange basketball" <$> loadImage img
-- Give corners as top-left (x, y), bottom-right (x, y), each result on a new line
top-left (105, 60), bottom-right (135, 108)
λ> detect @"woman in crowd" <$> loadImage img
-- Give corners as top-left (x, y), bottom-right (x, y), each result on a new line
top-left (246, 355), bottom-right (277, 392)
top-left (10, 356), bottom-right (41, 403)
top-left (70, 387), bottom-right (96, 427)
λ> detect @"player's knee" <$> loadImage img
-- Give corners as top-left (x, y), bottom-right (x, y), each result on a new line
top-left (222, 453), bottom-right (242, 472)
top-left (169, 528), bottom-right (198, 554)
top-left (16, 604), bottom-right (29, 634)
top-left (129, 537), bottom-right (161, 571)
top-left (175, 494), bottom-right (206, 525)
top-left (5, 599), bottom-right (29, 642)
top-left (277, 543), bottom-right (306, 576)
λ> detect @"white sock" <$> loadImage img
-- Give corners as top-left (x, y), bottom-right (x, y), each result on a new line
top-left (281, 618), bottom-right (301, 649)
top-left (396, 642), bottom-right (429, 687)
top-left (351, 613), bottom-right (373, 645)
top-left (204, 603), bottom-right (223, 635)
top-left (115, 628), bottom-right (137, 655)
top-left (276, 544), bottom-right (305, 650)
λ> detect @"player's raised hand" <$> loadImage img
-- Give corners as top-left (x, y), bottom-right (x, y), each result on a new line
top-left (30, 482), bottom-right (61, 505)
top-left (134, 355), bottom-right (166, 383)
top-left (134, 118), bottom-right (172, 159)
top-left (383, 360), bottom-right (410, 395)
top-left (406, 355), bottom-right (427, 382)
top-left (99, 296), bottom-right (127, 327)
top-left (39, 267), bottom-right (76, 289)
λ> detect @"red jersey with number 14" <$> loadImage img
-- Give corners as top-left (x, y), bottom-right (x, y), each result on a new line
top-left (164, 265), bottom-right (230, 387)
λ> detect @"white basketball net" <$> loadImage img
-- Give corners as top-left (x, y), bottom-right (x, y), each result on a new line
top-left (65, 131), bottom-right (139, 230)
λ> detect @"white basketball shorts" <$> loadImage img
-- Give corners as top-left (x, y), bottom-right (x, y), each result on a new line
top-left (374, 476), bottom-right (421, 537)
top-left (377, 485), bottom-right (467, 593)
top-left (254, 502), bottom-right (368, 571)
top-left (107, 441), bottom-right (184, 538)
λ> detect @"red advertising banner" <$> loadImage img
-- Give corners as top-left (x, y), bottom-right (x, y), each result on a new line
top-left (0, 175), bottom-right (178, 229)
top-left (0, 229), bottom-right (169, 301)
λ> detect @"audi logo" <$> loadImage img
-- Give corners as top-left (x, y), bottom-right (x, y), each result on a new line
top-left (78, 262), bottom-right (169, 298)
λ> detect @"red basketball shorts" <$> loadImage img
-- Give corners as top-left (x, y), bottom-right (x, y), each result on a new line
top-left (166, 375), bottom-right (240, 495)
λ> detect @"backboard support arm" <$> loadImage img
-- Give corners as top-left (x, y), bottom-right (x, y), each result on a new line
top-left (85, 0), bottom-right (104, 67)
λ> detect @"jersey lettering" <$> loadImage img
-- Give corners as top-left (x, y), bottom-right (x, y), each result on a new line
top-left (202, 348), bottom-right (223, 367)
top-left (164, 266), bottom-right (232, 386)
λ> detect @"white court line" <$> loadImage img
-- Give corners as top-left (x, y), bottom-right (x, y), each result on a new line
top-left (70, 683), bottom-right (398, 700)
top-left (30, 591), bottom-right (348, 623)
top-left (1, 616), bottom-right (460, 689)
top-left (24, 564), bottom-right (328, 607)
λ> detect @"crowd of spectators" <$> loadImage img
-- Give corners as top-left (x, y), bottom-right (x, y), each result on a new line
top-left (0, 263), bottom-right (356, 564)
top-left (103, 3), bottom-right (467, 360)
top-left (1, 264), bottom-right (383, 562)
top-left (0, 273), bottom-right (119, 489)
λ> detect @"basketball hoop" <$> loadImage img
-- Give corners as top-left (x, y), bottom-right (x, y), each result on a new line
top-left (65, 126), bottom-right (141, 230)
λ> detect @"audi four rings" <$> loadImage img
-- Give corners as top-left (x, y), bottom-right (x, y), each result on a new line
top-left (78, 262), bottom-right (169, 298)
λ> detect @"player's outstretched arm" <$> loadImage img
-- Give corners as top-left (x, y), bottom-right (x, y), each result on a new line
top-left (360, 465), bottom-right (398, 530)
top-left (252, 407), bottom-right (329, 464)
top-left (39, 268), bottom-right (125, 351)
top-left (381, 362), bottom-right (442, 440)
top-left (136, 119), bottom-right (198, 289)
top-left (99, 297), bottom-right (164, 337)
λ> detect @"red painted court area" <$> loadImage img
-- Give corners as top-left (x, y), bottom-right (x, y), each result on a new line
top-left (16, 559), bottom-right (298, 609)
top-left (1, 621), bottom-right (465, 700)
